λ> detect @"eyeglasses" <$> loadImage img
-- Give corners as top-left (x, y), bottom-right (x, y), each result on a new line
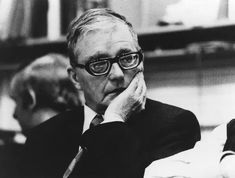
top-left (73, 50), bottom-right (143, 76)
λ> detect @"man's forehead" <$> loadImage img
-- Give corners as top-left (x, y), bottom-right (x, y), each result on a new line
top-left (82, 20), bottom-right (130, 39)
top-left (75, 23), bottom-right (135, 60)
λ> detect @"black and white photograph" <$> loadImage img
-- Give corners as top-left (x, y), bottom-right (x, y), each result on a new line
top-left (0, 0), bottom-right (235, 177)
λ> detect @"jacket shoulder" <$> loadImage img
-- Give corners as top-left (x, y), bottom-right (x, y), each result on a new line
top-left (146, 98), bottom-right (196, 119)
top-left (227, 119), bottom-right (235, 137)
top-left (27, 107), bottom-right (84, 141)
top-left (145, 98), bottom-right (201, 139)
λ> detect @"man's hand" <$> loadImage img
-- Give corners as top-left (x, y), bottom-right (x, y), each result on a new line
top-left (104, 71), bottom-right (146, 122)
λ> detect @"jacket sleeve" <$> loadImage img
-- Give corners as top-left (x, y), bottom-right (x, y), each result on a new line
top-left (223, 119), bottom-right (235, 151)
top-left (147, 110), bottom-right (201, 163)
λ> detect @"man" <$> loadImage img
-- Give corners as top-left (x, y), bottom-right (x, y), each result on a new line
top-left (3, 53), bottom-right (83, 178)
top-left (10, 53), bottom-right (84, 135)
top-left (18, 8), bottom-right (200, 178)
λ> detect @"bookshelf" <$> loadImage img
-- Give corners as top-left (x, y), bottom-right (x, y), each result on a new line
top-left (1, 0), bottom-right (235, 67)
top-left (137, 20), bottom-right (235, 51)
top-left (0, 0), bottom-right (110, 65)
top-left (0, 37), bottom-right (67, 65)
top-left (1, 21), bottom-right (235, 66)
top-left (0, 0), bottom-right (109, 132)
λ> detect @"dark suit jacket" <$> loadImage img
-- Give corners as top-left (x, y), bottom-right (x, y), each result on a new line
top-left (17, 99), bottom-right (200, 178)
top-left (224, 119), bottom-right (235, 152)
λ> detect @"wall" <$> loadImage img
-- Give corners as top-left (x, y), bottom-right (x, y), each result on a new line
top-left (109, 0), bottom-right (181, 28)
top-left (109, 0), bottom-right (142, 28)
top-left (144, 59), bottom-right (235, 139)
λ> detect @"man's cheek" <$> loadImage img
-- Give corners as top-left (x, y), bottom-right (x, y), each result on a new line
top-left (132, 67), bottom-right (143, 79)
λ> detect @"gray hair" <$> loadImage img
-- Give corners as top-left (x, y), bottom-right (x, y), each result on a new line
top-left (10, 53), bottom-right (83, 111)
top-left (67, 8), bottom-right (140, 66)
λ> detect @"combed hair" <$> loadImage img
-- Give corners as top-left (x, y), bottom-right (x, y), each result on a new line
top-left (67, 8), bottom-right (139, 66)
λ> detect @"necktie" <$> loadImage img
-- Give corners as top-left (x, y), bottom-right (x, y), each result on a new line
top-left (63, 114), bottom-right (104, 178)
top-left (89, 114), bottom-right (104, 128)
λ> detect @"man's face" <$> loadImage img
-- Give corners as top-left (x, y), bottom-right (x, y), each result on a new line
top-left (73, 23), bottom-right (143, 113)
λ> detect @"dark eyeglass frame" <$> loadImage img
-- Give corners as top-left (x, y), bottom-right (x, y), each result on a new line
top-left (73, 50), bottom-right (143, 76)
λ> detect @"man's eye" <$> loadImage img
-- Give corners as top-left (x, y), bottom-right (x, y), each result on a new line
top-left (120, 54), bottom-right (138, 66)
top-left (90, 61), bottom-right (109, 72)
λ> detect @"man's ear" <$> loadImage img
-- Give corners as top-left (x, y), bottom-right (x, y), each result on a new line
top-left (67, 68), bottom-right (82, 90)
top-left (23, 87), bottom-right (36, 110)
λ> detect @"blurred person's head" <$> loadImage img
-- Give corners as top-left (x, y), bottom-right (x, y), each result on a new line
top-left (67, 8), bottom-right (144, 114)
top-left (10, 53), bottom-right (84, 133)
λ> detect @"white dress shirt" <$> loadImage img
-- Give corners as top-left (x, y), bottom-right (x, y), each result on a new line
top-left (83, 105), bottom-right (124, 134)
top-left (83, 105), bottom-right (97, 133)
top-left (64, 105), bottom-right (125, 178)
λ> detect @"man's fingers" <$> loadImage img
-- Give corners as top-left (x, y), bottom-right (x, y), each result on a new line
top-left (125, 71), bottom-right (141, 93)
top-left (132, 73), bottom-right (147, 112)
top-left (133, 95), bottom-right (146, 113)
top-left (105, 70), bottom-right (146, 122)
top-left (135, 72), bottom-right (146, 96)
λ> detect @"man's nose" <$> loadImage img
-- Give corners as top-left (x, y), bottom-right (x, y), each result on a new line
top-left (109, 63), bottom-right (124, 81)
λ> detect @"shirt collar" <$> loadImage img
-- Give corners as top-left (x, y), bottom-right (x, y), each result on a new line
top-left (83, 105), bottom-right (97, 133)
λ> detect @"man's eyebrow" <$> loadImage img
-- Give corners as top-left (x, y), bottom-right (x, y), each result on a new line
top-left (88, 52), bottom-right (110, 62)
top-left (88, 48), bottom-right (133, 62)
top-left (116, 49), bottom-right (133, 56)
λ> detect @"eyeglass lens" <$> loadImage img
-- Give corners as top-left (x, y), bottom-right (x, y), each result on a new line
top-left (89, 53), bottom-right (140, 75)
